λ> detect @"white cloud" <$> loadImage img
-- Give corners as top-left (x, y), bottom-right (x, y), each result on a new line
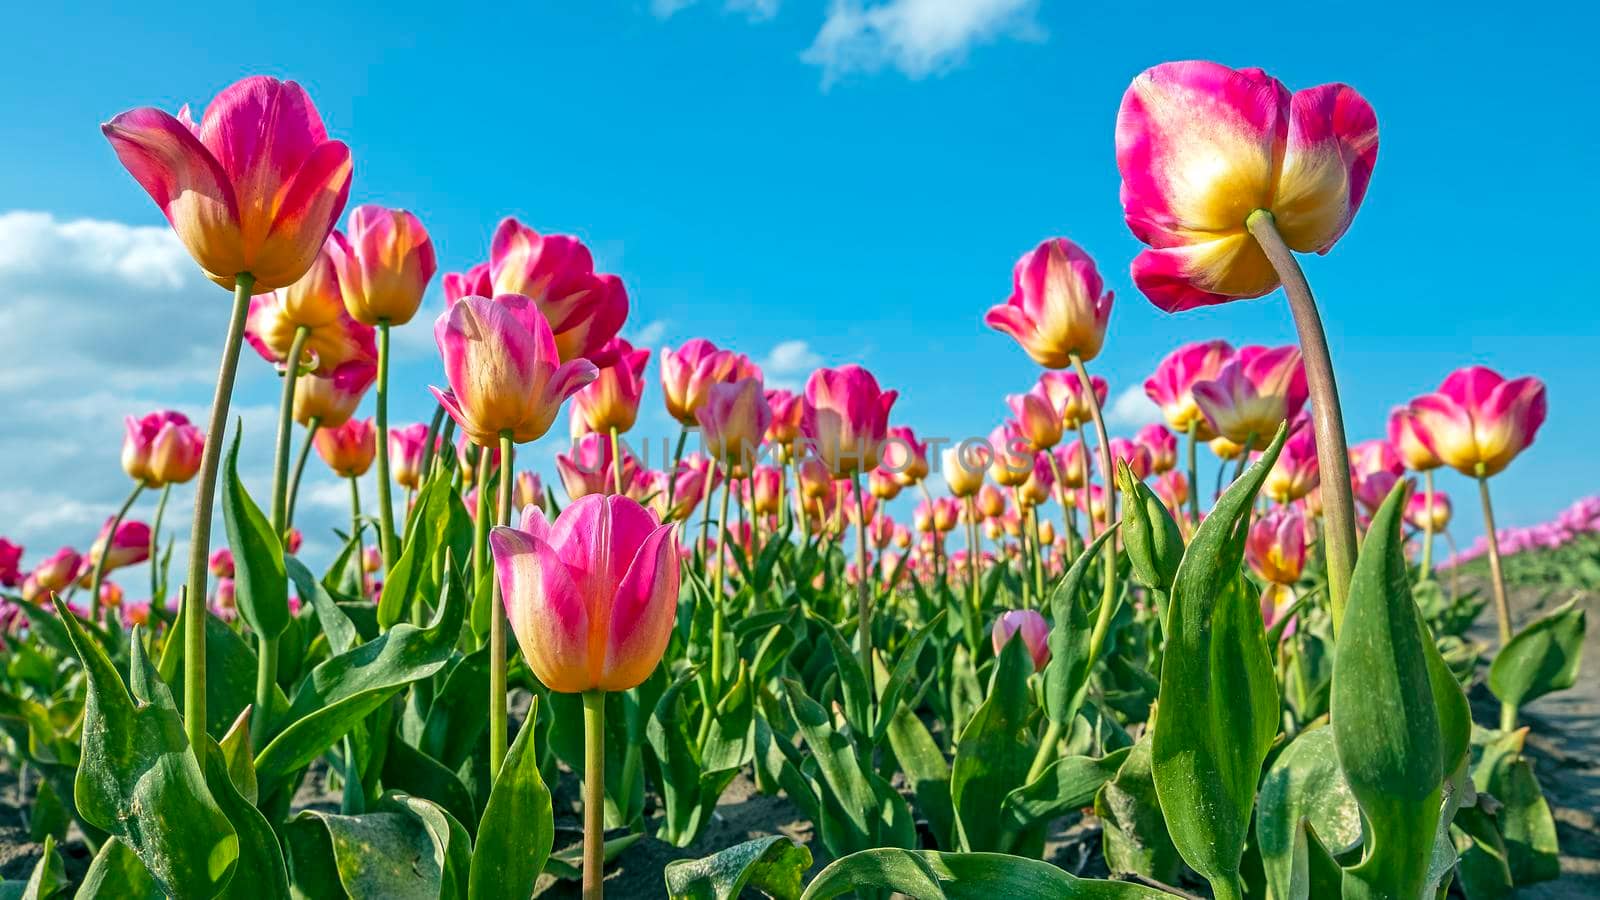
top-left (1105, 385), bottom-right (1163, 431)
top-left (626, 319), bottom-right (669, 347)
top-left (653, 0), bottom-right (780, 22)
top-left (763, 339), bottom-right (823, 374)
top-left (802, 0), bottom-right (1044, 85)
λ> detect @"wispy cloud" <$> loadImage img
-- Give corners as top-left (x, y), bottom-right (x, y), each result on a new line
top-left (802, 0), bottom-right (1044, 86)
top-left (626, 319), bottom-right (670, 347)
top-left (1104, 385), bottom-right (1163, 431)
top-left (652, 0), bottom-right (781, 22)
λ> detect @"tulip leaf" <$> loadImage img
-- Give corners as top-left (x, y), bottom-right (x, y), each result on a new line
top-left (1331, 482), bottom-right (1444, 900)
top-left (798, 849), bottom-right (1170, 900)
top-left (950, 635), bottom-right (1036, 852)
top-left (542, 832), bottom-right (643, 881)
top-left (256, 553), bottom-right (465, 778)
top-left (886, 703), bottom-right (955, 851)
top-left (1150, 425), bottom-right (1284, 897)
top-left (467, 697), bottom-right (553, 900)
top-left (1095, 732), bottom-right (1180, 885)
top-left (782, 677), bottom-right (878, 853)
top-left (379, 476), bottom-right (469, 630)
top-left (663, 835), bottom-right (812, 900)
top-left (1472, 728), bottom-right (1560, 885)
top-left (1255, 726), bottom-right (1360, 900)
top-left (74, 836), bottom-right (163, 899)
top-left (811, 613), bottom-right (871, 740)
top-left (199, 733), bottom-right (290, 900)
top-left (1000, 747), bottom-right (1130, 836)
top-left (1043, 528), bottom-right (1119, 729)
top-left (382, 734), bottom-right (478, 835)
top-left (222, 428), bottom-right (289, 640)
top-left (1488, 597), bottom-right (1586, 716)
top-left (284, 798), bottom-right (457, 900)
top-left (162, 608), bottom-right (271, 740)
top-left (1, 833), bottom-right (65, 900)
top-left (873, 610), bottom-right (943, 745)
top-left (287, 554), bottom-right (359, 656)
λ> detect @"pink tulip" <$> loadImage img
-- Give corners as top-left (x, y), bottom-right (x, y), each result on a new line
top-left (1101, 438), bottom-right (1153, 485)
top-left (209, 548), bottom-right (235, 579)
top-left (991, 609), bottom-right (1051, 671)
top-left (244, 239), bottom-right (376, 374)
top-left (1192, 345), bottom-right (1307, 449)
top-left (315, 417), bottom-right (377, 477)
top-left (492, 495), bottom-right (678, 692)
top-left (801, 365), bottom-right (898, 478)
top-left (102, 76), bottom-right (353, 292)
top-left (764, 389), bottom-right (805, 447)
top-left (1155, 470), bottom-right (1190, 513)
top-left (557, 432), bottom-right (638, 501)
top-left (362, 545), bottom-right (384, 574)
top-left (329, 205), bottom-right (437, 327)
top-left (214, 577), bottom-right (237, 616)
top-left (569, 337), bottom-right (650, 438)
top-left (1387, 406), bottom-right (1441, 472)
top-left (0, 539), bottom-right (21, 588)
top-left (750, 465), bottom-right (783, 516)
top-left (1349, 439), bottom-right (1404, 513)
top-left (1246, 506), bottom-right (1308, 586)
top-left (389, 423), bottom-right (437, 490)
top-left (868, 466), bottom-right (903, 501)
top-left (1264, 424), bottom-right (1319, 504)
top-left (1406, 491), bottom-right (1452, 532)
top-left (869, 514), bottom-right (896, 551)
top-left (456, 432), bottom-right (502, 484)
top-left (294, 359), bottom-right (376, 428)
top-left (516, 471), bottom-right (546, 512)
top-left (285, 528), bottom-right (303, 555)
top-left (660, 339), bottom-right (759, 426)
top-left (432, 294), bottom-right (598, 447)
top-left (1143, 340), bottom-right (1235, 439)
top-left (1018, 453), bottom-right (1055, 507)
top-left (1077, 484), bottom-right (1110, 523)
top-left (443, 262), bottom-right (492, 304)
top-left (89, 520), bottom-right (151, 573)
top-left (120, 600), bottom-right (152, 628)
top-left (1136, 424), bottom-right (1178, 474)
top-left (1405, 366), bottom-right (1547, 478)
top-left (1007, 386), bottom-right (1065, 451)
top-left (123, 411), bottom-right (206, 487)
top-left (1037, 371), bottom-right (1109, 431)
top-left (986, 238), bottom-right (1114, 368)
top-left (1052, 439), bottom-right (1090, 490)
top-left (976, 484), bottom-right (1006, 519)
top-left (796, 456), bottom-right (834, 503)
top-left (1115, 61), bottom-right (1378, 311)
top-left (100, 580), bottom-right (124, 610)
top-left (699, 378), bottom-right (772, 473)
top-left (488, 217), bottom-right (627, 362)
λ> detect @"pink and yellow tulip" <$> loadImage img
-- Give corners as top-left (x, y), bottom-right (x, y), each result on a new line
top-left (660, 339), bottom-right (760, 427)
top-left (314, 418), bottom-right (377, 478)
top-left (570, 337), bottom-right (650, 438)
top-left (698, 377), bottom-right (772, 474)
top-left (1136, 424), bottom-right (1178, 474)
top-left (1038, 371), bottom-right (1108, 431)
top-left (330, 205), bottom-right (437, 326)
top-left (991, 609), bottom-right (1051, 671)
top-left (1192, 345), bottom-right (1307, 449)
top-left (294, 359), bottom-right (376, 428)
top-left (1143, 339), bottom-right (1235, 439)
top-left (1246, 506), bottom-right (1308, 586)
top-left (801, 365), bottom-right (897, 478)
top-left (122, 411), bottom-right (205, 487)
top-left (1403, 366), bottom-right (1547, 478)
top-left (489, 218), bottom-right (628, 362)
top-left (985, 238), bottom-right (1113, 368)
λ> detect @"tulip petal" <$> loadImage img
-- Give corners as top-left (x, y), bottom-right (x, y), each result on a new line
top-left (1275, 84), bottom-right (1378, 253)
top-left (254, 140), bottom-right (353, 290)
top-left (1130, 234), bottom-right (1278, 313)
top-left (491, 525), bottom-right (592, 693)
top-left (599, 522), bottom-right (679, 691)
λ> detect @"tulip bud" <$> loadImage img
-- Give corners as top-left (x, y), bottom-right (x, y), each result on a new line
top-left (801, 365), bottom-right (897, 478)
top-left (100, 580), bottom-right (124, 609)
top-left (985, 238), bottom-right (1113, 368)
top-left (1006, 388), bottom-right (1063, 451)
top-left (764, 389), bottom-right (804, 451)
top-left (0, 539), bottom-right (22, 589)
top-left (516, 471), bottom-right (545, 512)
top-left (941, 444), bottom-right (988, 498)
top-left (988, 425), bottom-right (1033, 488)
top-left (489, 218), bottom-right (628, 362)
top-left (1118, 462), bottom-right (1184, 592)
top-left (294, 359), bottom-right (377, 428)
top-left (1406, 490), bottom-right (1452, 532)
top-left (330, 206), bottom-right (438, 327)
top-left (88, 520), bottom-right (151, 574)
top-left (569, 337), bottom-right (650, 437)
top-left (991, 609), bottom-right (1051, 671)
top-left (209, 548), bottom-right (235, 579)
top-left (868, 467), bottom-right (902, 500)
top-left (389, 423), bottom-right (435, 490)
top-left (314, 417), bottom-right (377, 477)
top-left (699, 377), bottom-right (772, 475)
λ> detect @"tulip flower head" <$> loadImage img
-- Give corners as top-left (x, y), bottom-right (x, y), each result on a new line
top-left (1405, 366), bottom-right (1547, 478)
top-left (1406, 490), bottom-right (1452, 532)
top-left (315, 417), bottom-right (377, 477)
top-left (941, 444), bottom-right (988, 498)
top-left (1038, 371), bottom-right (1109, 431)
top-left (209, 548), bottom-right (235, 579)
top-left (1007, 386), bottom-right (1065, 451)
top-left (987, 424), bottom-right (1034, 488)
top-left (570, 337), bottom-right (650, 438)
top-left (443, 262), bottom-right (492, 304)
top-left (88, 520), bottom-right (151, 573)
top-left (0, 539), bottom-right (22, 588)
top-left (33, 547), bottom-right (82, 593)
top-left (699, 377), bottom-right (772, 475)
top-left (750, 465), bottom-right (783, 516)
top-left (764, 388), bottom-right (805, 450)
top-left (123, 411), bottom-right (206, 487)
top-left (329, 205), bottom-right (437, 327)
top-left (1155, 470), bottom-right (1190, 513)
top-left (489, 218), bottom-right (628, 362)
top-left (659, 338), bottom-right (762, 428)
top-left (1136, 424), bottom-right (1179, 474)
top-left (1017, 454), bottom-right (1055, 507)
top-left (1101, 438), bottom-right (1153, 486)
top-left (991, 609), bottom-right (1051, 671)
top-left (883, 426), bottom-right (930, 486)
top-left (245, 240), bottom-right (376, 374)
top-left (1192, 345), bottom-right (1307, 449)
top-left (1246, 506), bottom-right (1309, 586)
top-left (99, 580), bottom-right (124, 609)
top-left (1116, 61), bottom-right (1378, 311)
top-left (1143, 340), bottom-right (1235, 438)
top-left (389, 423), bottom-right (436, 490)
top-left (1264, 425), bottom-right (1320, 504)
top-left (1053, 439), bottom-right (1090, 490)
top-left (516, 471), bottom-right (546, 512)
top-left (294, 359), bottom-right (376, 428)
top-left (492, 495), bottom-right (678, 693)
top-left (976, 483), bottom-right (1006, 519)
top-left (1387, 405), bottom-right (1441, 472)
top-left (432, 294), bottom-right (599, 447)
top-left (801, 365), bottom-right (898, 478)
top-left (985, 238), bottom-right (1114, 368)
top-left (868, 466), bottom-right (903, 501)
top-left (557, 432), bottom-right (639, 501)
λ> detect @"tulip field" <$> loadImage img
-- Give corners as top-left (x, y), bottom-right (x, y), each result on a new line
top-left (2, 61), bottom-right (1596, 900)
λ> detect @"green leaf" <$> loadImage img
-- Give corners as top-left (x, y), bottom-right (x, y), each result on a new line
top-left (287, 554), bottom-right (359, 656)
top-left (874, 610), bottom-right (944, 745)
top-left (782, 677), bottom-right (878, 854)
top-left (285, 802), bottom-right (449, 899)
top-left (3, 833), bottom-right (66, 900)
top-left (1042, 528), bottom-right (1118, 729)
top-left (886, 704), bottom-right (955, 851)
top-left (812, 614), bottom-right (870, 741)
top-left (542, 833), bottom-right (642, 881)
top-left (200, 733), bottom-right (290, 900)
top-left (379, 476), bottom-right (468, 630)
top-left (163, 609), bottom-right (268, 740)
top-left (256, 552), bottom-right (466, 778)
top-left (73, 837), bottom-right (163, 899)
top-left (950, 636), bottom-right (1036, 852)
top-left (1473, 728), bottom-right (1560, 886)
top-left (1095, 730), bottom-right (1180, 884)
top-left (55, 604), bottom-right (238, 899)
top-left (217, 709), bottom-right (258, 806)
top-left (663, 835), bottom-right (812, 900)
top-left (1000, 748), bottom-right (1129, 836)
top-left (390, 794), bottom-right (472, 900)
top-left (468, 698), bottom-right (553, 900)
top-left (222, 428), bottom-right (289, 640)
top-left (382, 735), bottom-right (477, 835)
top-left (1331, 482), bottom-right (1444, 900)
top-left (1255, 726), bottom-right (1359, 900)
top-left (798, 849), bottom-right (1170, 900)
top-left (1488, 598), bottom-right (1586, 714)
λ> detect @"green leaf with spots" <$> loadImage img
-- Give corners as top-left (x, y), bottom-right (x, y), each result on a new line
top-left (798, 849), bottom-right (1171, 900)
top-left (467, 698), bottom-right (553, 900)
top-left (664, 835), bottom-right (812, 900)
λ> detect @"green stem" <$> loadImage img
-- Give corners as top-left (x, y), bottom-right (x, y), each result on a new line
top-left (149, 484), bottom-right (170, 607)
top-left (1072, 353), bottom-right (1120, 670)
top-left (284, 417), bottom-right (320, 534)
top-left (1011, 487), bottom-right (1033, 608)
top-left (1025, 719), bottom-right (1063, 785)
top-left (374, 320), bottom-right (398, 571)
top-left (853, 472), bottom-right (876, 717)
top-left (490, 433), bottom-right (514, 779)
top-left (89, 481), bottom-right (144, 623)
top-left (350, 475), bottom-right (364, 583)
top-left (1246, 209), bottom-right (1356, 636)
top-left (417, 402), bottom-right (447, 491)
top-left (777, 455), bottom-right (790, 531)
top-left (270, 326), bottom-right (311, 540)
top-left (1186, 420), bottom-right (1201, 523)
top-left (582, 690), bottom-right (606, 900)
top-left (1076, 423), bottom-right (1099, 541)
top-left (183, 272), bottom-right (254, 749)
top-left (1028, 504), bottom-right (1045, 603)
top-left (710, 466), bottom-right (732, 702)
top-left (253, 631), bottom-right (278, 742)
top-left (1478, 476), bottom-right (1513, 650)
top-left (1419, 470), bottom-right (1435, 577)
top-left (473, 450), bottom-right (491, 602)
top-left (964, 496), bottom-right (981, 635)
top-left (1232, 432), bottom-right (1257, 484)
top-left (664, 428), bottom-right (688, 513)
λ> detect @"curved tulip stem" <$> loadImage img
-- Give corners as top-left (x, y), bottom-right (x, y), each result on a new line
top-left (183, 272), bottom-right (254, 750)
top-left (270, 326), bottom-right (311, 541)
top-left (777, 455), bottom-right (790, 532)
top-left (89, 481), bottom-right (145, 623)
top-left (349, 475), bottom-right (364, 587)
top-left (964, 496), bottom-right (981, 635)
top-left (709, 465), bottom-right (733, 704)
top-left (1072, 353), bottom-right (1120, 656)
top-left (1185, 421), bottom-right (1201, 523)
top-left (581, 690), bottom-right (606, 900)
top-left (853, 472), bottom-right (875, 716)
top-left (490, 433), bottom-right (514, 780)
top-left (149, 484), bottom-right (171, 607)
top-left (1477, 476), bottom-right (1514, 652)
top-left (1028, 505), bottom-right (1046, 603)
top-left (1419, 470), bottom-right (1436, 578)
top-left (1075, 424), bottom-right (1099, 542)
top-left (417, 403), bottom-right (447, 491)
top-left (374, 320), bottom-right (398, 572)
top-left (609, 427), bottom-right (625, 496)
top-left (663, 428), bottom-right (688, 513)
top-left (285, 417), bottom-right (320, 534)
top-left (1246, 210), bottom-right (1356, 635)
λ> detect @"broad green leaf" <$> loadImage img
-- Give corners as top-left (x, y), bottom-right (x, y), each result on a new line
top-left (222, 428), bottom-right (289, 640)
top-left (287, 554), bottom-right (358, 655)
top-left (812, 614), bottom-right (870, 741)
top-left (285, 804), bottom-right (443, 899)
top-left (1488, 598), bottom-right (1586, 715)
top-left (1042, 529), bottom-right (1118, 730)
top-left (783, 677), bottom-right (877, 853)
top-left (1332, 483), bottom-right (1443, 900)
top-left (1095, 729), bottom-right (1180, 884)
top-left (217, 709), bottom-right (258, 805)
top-left (874, 610), bottom-right (944, 744)
top-left (798, 849), bottom-right (1169, 900)
top-left (663, 835), bottom-right (811, 900)
top-left (56, 604), bottom-right (238, 899)
top-left (951, 636), bottom-right (1035, 852)
top-left (1255, 726), bottom-right (1359, 900)
top-left (1, 833), bottom-right (65, 900)
top-left (1000, 748), bottom-right (1130, 835)
top-left (200, 734), bottom-right (290, 900)
top-left (382, 735), bottom-right (477, 835)
top-left (886, 704), bottom-right (955, 851)
top-left (73, 837), bottom-right (162, 899)
top-left (378, 476), bottom-right (468, 630)
top-left (1150, 427), bottom-right (1284, 895)
top-left (256, 554), bottom-right (465, 777)
top-left (1450, 803), bottom-right (1514, 898)
top-left (468, 699), bottom-right (553, 900)
top-left (1473, 728), bottom-right (1559, 886)
top-left (390, 794), bottom-right (472, 900)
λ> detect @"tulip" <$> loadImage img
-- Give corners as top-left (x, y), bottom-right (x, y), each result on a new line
top-left (988, 425), bottom-right (1034, 488)
top-left (847, 486), bottom-right (881, 526)
top-left (294, 359), bottom-right (377, 428)
top-left (976, 484), bottom-right (1006, 519)
top-left (660, 339), bottom-right (760, 426)
top-left (1115, 61), bottom-right (1377, 312)
top-left (33, 548), bottom-right (82, 594)
top-left (100, 580), bottom-right (124, 610)
top-left (121, 601), bottom-right (151, 628)
top-left (443, 262), bottom-right (492, 304)
top-left (123, 411), bottom-right (206, 487)
top-left (796, 456), bottom-right (834, 504)
top-left (389, 423), bottom-right (435, 490)
top-left (568, 343), bottom-right (649, 448)
top-left (1246, 506), bottom-right (1308, 586)
top-left (1349, 439), bottom-right (1404, 514)
top-left (1211, 436), bottom-right (1247, 461)
top-left (102, 76), bottom-right (353, 292)
top-left (801, 365), bottom-right (897, 478)
top-left (1192, 345), bottom-right (1307, 450)
top-left (214, 578), bottom-right (237, 616)
top-left (1155, 470), bottom-right (1189, 514)
top-left (985, 238), bottom-right (1113, 368)
top-left (557, 432), bottom-right (638, 501)
top-left (20, 575), bottom-right (41, 604)
top-left (1100, 438), bottom-right (1152, 486)
top-left (329, 205), bottom-right (437, 327)
top-left (749, 465), bottom-right (783, 517)
top-left (1053, 440), bottom-right (1090, 489)
top-left (456, 433), bottom-right (503, 485)
top-left (764, 389), bottom-right (805, 451)
top-left (88, 519), bottom-right (151, 573)
top-left (209, 548), bottom-right (235, 579)
top-left (991, 609), bottom-right (1051, 671)
top-left (516, 471), bottom-right (546, 512)
top-left (885, 426), bottom-right (930, 486)
top-left (1143, 340), bottom-right (1235, 439)
top-left (1007, 387), bottom-right (1064, 451)
top-left (244, 241), bottom-right (376, 374)
top-left (432, 294), bottom-right (599, 447)
top-left (868, 466), bottom-right (903, 501)
top-left (489, 217), bottom-right (628, 362)
top-left (0, 539), bottom-right (21, 588)
top-left (941, 445), bottom-right (987, 498)
top-left (1405, 367), bottom-right (1547, 480)
top-left (1136, 424), bottom-right (1178, 474)
top-left (1264, 425), bottom-right (1319, 504)
top-left (1016, 454), bottom-right (1054, 507)
top-left (1406, 490), bottom-right (1451, 533)
top-left (314, 417), bottom-right (377, 477)
top-left (1387, 406), bottom-right (1441, 472)
top-left (1077, 485), bottom-right (1109, 524)
top-left (699, 377), bottom-right (772, 475)
top-left (1038, 371), bottom-right (1109, 431)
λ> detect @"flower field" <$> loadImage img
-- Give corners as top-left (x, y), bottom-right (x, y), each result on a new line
top-left (0, 59), bottom-right (1592, 900)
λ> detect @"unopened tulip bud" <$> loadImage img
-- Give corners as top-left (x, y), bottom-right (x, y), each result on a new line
top-left (1007, 388), bottom-right (1064, 451)
top-left (699, 377), bottom-right (772, 475)
top-left (801, 365), bottom-right (897, 477)
top-left (868, 467), bottom-right (902, 500)
top-left (941, 444), bottom-right (988, 498)
top-left (314, 417), bottom-right (377, 477)
top-left (330, 206), bottom-right (437, 327)
top-left (1119, 462), bottom-right (1184, 592)
top-left (209, 548), bottom-right (235, 579)
top-left (991, 609), bottom-right (1051, 671)
top-left (985, 238), bottom-right (1113, 368)
top-left (1406, 491), bottom-right (1452, 532)
top-left (89, 520), bottom-right (151, 573)
top-left (124, 411), bottom-right (203, 487)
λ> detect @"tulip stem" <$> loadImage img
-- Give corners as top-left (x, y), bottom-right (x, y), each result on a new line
top-left (664, 428), bottom-right (688, 513)
top-left (1477, 476), bottom-right (1513, 649)
top-left (1076, 424), bottom-right (1099, 541)
top-left (709, 465), bottom-right (732, 704)
top-left (1233, 432), bottom-right (1257, 484)
top-left (1419, 471), bottom-right (1436, 578)
top-left (582, 690), bottom-right (606, 900)
top-left (1246, 210), bottom-right (1356, 636)
top-left (270, 326), bottom-right (311, 543)
top-left (964, 496), bottom-right (981, 635)
top-left (777, 455), bottom-right (790, 532)
top-left (417, 403), bottom-right (446, 491)
top-left (1026, 719), bottom-right (1063, 786)
top-left (1186, 421), bottom-right (1201, 523)
top-left (490, 433), bottom-right (514, 780)
top-left (183, 272), bottom-right (253, 749)
top-left (150, 484), bottom-right (171, 607)
top-left (89, 481), bottom-right (144, 623)
top-left (374, 320), bottom-right (398, 572)
top-left (609, 428), bottom-right (625, 496)
top-left (285, 417), bottom-right (320, 534)
top-left (853, 472), bottom-right (876, 717)
top-left (349, 475), bottom-right (364, 592)
top-left (1072, 353), bottom-right (1120, 664)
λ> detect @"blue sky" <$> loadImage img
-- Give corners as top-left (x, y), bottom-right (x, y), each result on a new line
top-left (1, 1), bottom-right (1595, 582)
